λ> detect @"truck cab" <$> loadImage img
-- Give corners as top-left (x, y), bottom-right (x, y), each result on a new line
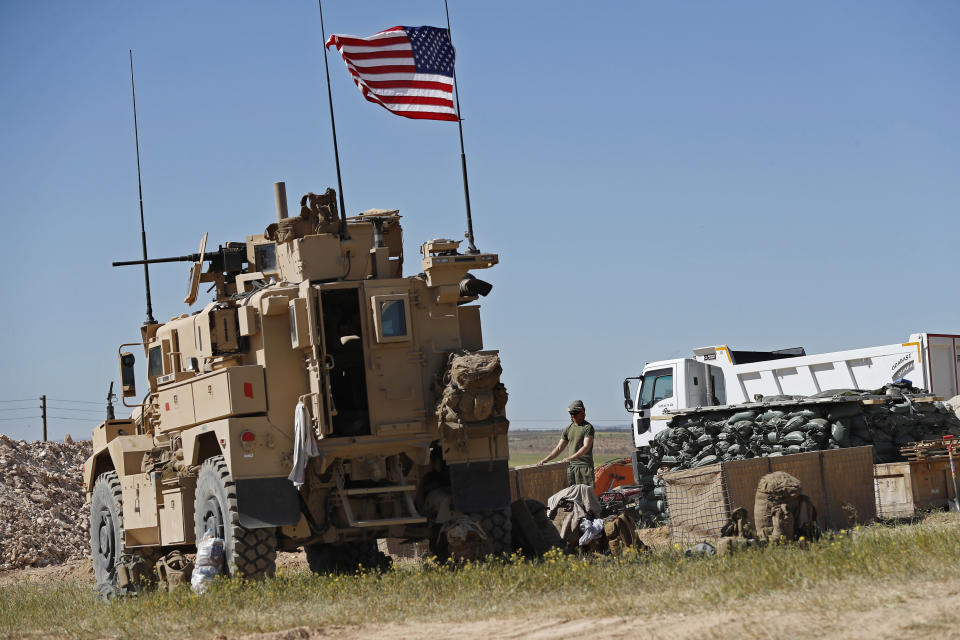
top-left (624, 358), bottom-right (724, 447)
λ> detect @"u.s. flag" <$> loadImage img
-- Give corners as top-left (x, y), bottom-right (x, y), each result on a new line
top-left (325, 26), bottom-right (458, 122)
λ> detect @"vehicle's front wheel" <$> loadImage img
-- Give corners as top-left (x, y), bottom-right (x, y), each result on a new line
top-left (194, 456), bottom-right (277, 578)
top-left (89, 471), bottom-right (159, 597)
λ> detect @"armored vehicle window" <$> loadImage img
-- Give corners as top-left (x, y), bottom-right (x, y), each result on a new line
top-left (640, 368), bottom-right (672, 408)
top-left (380, 300), bottom-right (407, 337)
top-left (254, 243), bottom-right (277, 273)
top-left (371, 294), bottom-right (412, 343)
top-left (147, 345), bottom-right (164, 378)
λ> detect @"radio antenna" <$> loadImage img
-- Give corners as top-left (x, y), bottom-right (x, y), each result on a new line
top-left (129, 50), bottom-right (156, 325)
top-left (317, 1), bottom-right (349, 239)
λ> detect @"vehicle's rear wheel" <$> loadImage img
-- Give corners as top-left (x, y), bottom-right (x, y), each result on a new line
top-left (194, 456), bottom-right (277, 578)
top-left (305, 541), bottom-right (392, 574)
top-left (89, 471), bottom-right (160, 597)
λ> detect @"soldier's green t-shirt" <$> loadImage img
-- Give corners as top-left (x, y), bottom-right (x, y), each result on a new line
top-left (562, 420), bottom-right (595, 467)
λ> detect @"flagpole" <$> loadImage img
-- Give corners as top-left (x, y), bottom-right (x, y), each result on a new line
top-left (443, 0), bottom-right (479, 254)
top-left (318, 0), bottom-right (349, 237)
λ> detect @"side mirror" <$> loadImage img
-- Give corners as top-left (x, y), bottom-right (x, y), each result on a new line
top-left (119, 352), bottom-right (137, 398)
top-left (622, 379), bottom-right (634, 411)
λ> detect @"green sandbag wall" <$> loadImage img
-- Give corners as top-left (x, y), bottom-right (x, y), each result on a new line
top-left (633, 392), bottom-right (960, 526)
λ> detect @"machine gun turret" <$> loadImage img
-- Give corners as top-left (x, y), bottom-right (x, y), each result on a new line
top-left (113, 240), bottom-right (250, 307)
top-left (112, 243), bottom-right (247, 274)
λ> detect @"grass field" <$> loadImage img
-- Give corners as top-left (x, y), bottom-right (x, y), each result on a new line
top-left (508, 429), bottom-right (634, 467)
top-left (3, 513), bottom-right (959, 639)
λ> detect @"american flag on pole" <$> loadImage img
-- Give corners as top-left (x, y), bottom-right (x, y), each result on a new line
top-left (325, 26), bottom-right (458, 122)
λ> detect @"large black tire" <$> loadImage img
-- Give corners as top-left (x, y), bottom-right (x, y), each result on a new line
top-left (89, 471), bottom-right (160, 595)
top-left (305, 541), bottom-right (392, 574)
top-left (194, 456), bottom-right (277, 578)
top-left (470, 508), bottom-right (512, 556)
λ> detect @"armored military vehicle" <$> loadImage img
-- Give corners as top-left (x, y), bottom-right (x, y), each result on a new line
top-left (84, 184), bottom-right (511, 592)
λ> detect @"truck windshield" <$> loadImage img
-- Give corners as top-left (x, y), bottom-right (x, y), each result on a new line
top-left (640, 368), bottom-right (673, 408)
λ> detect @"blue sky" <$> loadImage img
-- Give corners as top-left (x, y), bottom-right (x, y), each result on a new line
top-left (1, 2), bottom-right (958, 440)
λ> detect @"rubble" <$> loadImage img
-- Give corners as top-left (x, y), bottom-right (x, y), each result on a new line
top-left (0, 435), bottom-right (92, 571)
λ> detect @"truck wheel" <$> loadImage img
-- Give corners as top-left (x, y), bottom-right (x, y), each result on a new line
top-left (194, 455), bottom-right (277, 578)
top-left (305, 541), bottom-right (392, 574)
top-left (470, 508), bottom-right (512, 556)
top-left (89, 471), bottom-right (159, 595)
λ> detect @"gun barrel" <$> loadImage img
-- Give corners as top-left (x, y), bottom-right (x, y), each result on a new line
top-left (112, 252), bottom-right (209, 267)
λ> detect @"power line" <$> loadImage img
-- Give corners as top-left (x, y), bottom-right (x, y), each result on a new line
top-left (47, 398), bottom-right (102, 405)
top-left (47, 416), bottom-right (98, 422)
top-left (0, 407), bottom-right (38, 412)
top-left (47, 406), bottom-right (104, 413)
top-left (0, 416), bottom-right (37, 422)
top-left (0, 398), bottom-right (37, 403)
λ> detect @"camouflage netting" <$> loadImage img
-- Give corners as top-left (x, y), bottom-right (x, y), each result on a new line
top-left (633, 384), bottom-right (960, 526)
top-left (436, 351), bottom-right (508, 424)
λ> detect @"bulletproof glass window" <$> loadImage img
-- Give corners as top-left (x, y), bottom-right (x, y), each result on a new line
top-left (639, 368), bottom-right (673, 409)
top-left (147, 345), bottom-right (164, 378)
top-left (379, 299), bottom-right (407, 338)
top-left (254, 243), bottom-right (277, 273)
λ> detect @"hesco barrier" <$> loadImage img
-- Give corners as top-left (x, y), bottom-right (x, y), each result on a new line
top-left (510, 462), bottom-right (567, 505)
top-left (634, 393), bottom-right (960, 525)
top-left (663, 446), bottom-right (876, 546)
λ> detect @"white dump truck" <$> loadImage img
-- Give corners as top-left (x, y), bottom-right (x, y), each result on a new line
top-left (623, 332), bottom-right (960, 448)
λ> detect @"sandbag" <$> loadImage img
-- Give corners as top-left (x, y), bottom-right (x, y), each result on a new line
top-left (827, 403), bottom-right (863, 420)
top-left (727, 411), bottom-right (757, 424)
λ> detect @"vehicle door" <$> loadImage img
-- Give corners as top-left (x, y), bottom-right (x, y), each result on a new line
top-left (362, 285), bottom-right (426, 435)
top-left (635, 366), bottom-right (676, 446)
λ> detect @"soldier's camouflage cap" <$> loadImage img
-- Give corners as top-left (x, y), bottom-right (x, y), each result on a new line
top-left (567, 400), bottom-right (585, 413)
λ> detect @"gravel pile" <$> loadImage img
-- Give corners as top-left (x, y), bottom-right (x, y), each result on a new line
top-left (0, 435), bottom-right (92, 571)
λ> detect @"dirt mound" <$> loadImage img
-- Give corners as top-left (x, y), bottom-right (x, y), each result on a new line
top-left (0, 435), bottom-right (92, 571)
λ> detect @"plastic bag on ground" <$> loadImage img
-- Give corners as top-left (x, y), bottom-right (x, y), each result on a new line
top-left (191, 530), bottom-right (224, 594)
top-left (578, 518), bottom-right (604, 546)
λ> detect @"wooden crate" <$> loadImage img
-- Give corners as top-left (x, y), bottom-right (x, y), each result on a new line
top-left (664, 447), bottom-right (876, 545)
top-left (510, 462), bottom-right (567, 505)
top-left (874, 459), bottom-right (959, 518)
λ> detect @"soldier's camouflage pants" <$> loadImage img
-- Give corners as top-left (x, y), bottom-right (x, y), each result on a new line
top-left (567, 462), bottom-right (594, 487)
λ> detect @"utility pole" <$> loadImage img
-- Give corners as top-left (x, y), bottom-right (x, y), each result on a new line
top-left (40, 395), bottom-right (47, 442)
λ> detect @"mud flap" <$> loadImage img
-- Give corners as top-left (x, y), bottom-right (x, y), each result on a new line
top-left (236, 478), bottom-right (301, 528)
top-left (449, 460), bottom-right (510, 512)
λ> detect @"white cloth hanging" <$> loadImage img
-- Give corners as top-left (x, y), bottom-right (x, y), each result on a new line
top-left (288, 401), bottom-right (319, 488)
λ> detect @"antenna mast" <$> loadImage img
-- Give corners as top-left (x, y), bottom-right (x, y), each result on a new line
top-left (444, 0), bottom-right (479, 254)
top-left (129, 50), bottom-right (156, 325)
top-left (317, 1), bottom-right (349, 238)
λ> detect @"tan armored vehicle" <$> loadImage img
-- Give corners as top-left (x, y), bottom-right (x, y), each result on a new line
top-left (85, 185), bottom-right (510, 592)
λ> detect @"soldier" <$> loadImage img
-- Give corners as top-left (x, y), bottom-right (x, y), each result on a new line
top-left (537, 400), bottom-right (595, 486)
